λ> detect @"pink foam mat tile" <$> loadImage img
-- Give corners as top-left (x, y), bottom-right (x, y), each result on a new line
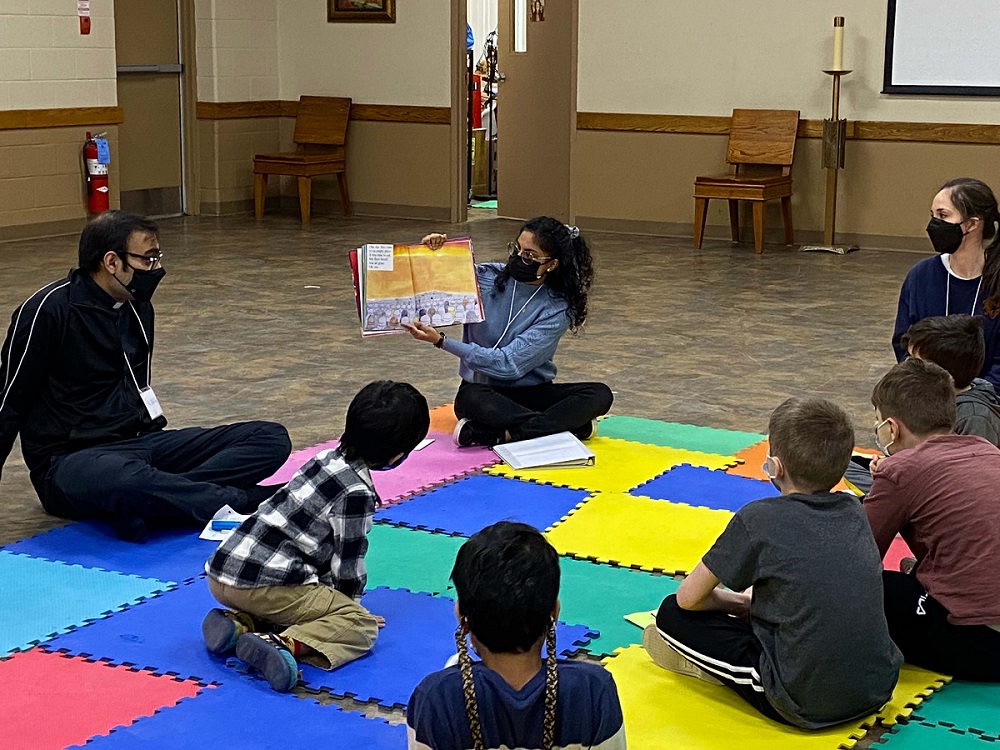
top-left (0, 648), bottom-right (207, 750)
top-left (260, 431), bottom-right (498, 503)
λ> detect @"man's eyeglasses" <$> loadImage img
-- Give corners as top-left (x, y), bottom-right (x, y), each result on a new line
top-left (124, 251), bottom-right (164, 270)
top-left (507, 241), bottom-right (552, 264)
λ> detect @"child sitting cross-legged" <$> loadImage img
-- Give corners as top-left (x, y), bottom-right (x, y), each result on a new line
top-left (406, 521), bottom-right (625, 750)
top-left (644, 397), bottom-right (902, 729)
top-left (200, 380), bottom-right (429, 691)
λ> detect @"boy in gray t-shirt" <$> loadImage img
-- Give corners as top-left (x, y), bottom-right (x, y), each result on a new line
top-left (643, 398), bottom-right (902, 729)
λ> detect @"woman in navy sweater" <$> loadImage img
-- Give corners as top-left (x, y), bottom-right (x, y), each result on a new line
top-left (893, 178), bottom-right (1000, 386)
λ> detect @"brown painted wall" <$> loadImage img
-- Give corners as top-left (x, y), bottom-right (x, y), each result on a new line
top-left (573, 130), bottom-right (1000, 249)
top-left (0, 126), bottom-right (120, 242)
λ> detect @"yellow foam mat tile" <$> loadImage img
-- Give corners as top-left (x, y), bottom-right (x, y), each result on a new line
top-left (489, 436), bottom-right (737, 495)
top-left (544, 492), bottom-right (733, 574)
top-left (603, 645), bottom-right (950, 750)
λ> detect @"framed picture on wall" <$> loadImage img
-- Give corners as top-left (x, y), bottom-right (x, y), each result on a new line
top-left (327, 0), bottom-right (396, 23)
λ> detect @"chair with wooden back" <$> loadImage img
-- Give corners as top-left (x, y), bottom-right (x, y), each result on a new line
top-left (253, 95), bottom-right (353, 224)
top-left (693, 108), bottom-right (800, 254)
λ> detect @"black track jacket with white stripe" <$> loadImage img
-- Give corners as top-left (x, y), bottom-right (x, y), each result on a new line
top-left (0, 269), bottom-right (163, 495)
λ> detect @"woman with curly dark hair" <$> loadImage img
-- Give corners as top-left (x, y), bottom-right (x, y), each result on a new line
top-left (403, 217), bottom-right (613, 447)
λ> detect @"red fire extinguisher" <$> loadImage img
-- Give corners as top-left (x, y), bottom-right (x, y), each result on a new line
top-left (83, 131), bottom-right (110, 214)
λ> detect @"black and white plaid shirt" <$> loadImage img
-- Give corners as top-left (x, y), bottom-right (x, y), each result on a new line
top-left (206, 447), bottom-right (379, 601)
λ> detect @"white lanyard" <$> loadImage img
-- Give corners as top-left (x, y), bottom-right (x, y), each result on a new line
top-left (492, 283), bottom-right (543, 350)
top-left (123, 302), bottom-right (151, 392)
top-left (945, 274), bottom-right (983, 316)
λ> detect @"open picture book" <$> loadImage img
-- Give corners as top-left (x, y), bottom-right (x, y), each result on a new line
top-left (493, 432), bottom-right (596, 470)
top-left (350, 238), bottom-right (484, 337)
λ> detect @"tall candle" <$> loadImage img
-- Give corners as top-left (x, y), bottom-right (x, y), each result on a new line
top-left (833, 16), bottom-right (845, 70)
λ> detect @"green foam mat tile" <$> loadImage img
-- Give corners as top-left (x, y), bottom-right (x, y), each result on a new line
top-left (879, 720), bottom-right (996, 748)
top-left (599, 415), bottom-right (765, 455)
top-left (912, 682), bottom-right (1000, 739)
top-left (365, 524), bottom-right (464, 596)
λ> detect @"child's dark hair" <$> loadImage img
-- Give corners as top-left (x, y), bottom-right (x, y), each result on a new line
top-left (494, 216), bottom-right (593, 331)
top-left (768, 398), bottom-right (854, 493)
top-left (900, 315), bottom-right (985, 389)
top-left (451, 522), bottom-right (560, 750)
top-left (871, 359), bottom-right (956, 435)
top-left (339, 381), bottom-right (429, 466)
top-left (79, 210), bottom-right (159, 274)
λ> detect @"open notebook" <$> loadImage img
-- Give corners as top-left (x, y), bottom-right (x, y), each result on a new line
top-left (493, 432), bottom-right (596, 470)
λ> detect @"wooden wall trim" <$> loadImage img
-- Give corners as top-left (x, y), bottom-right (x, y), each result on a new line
top-left (577, 111), bottom-right (1000, 145)
top-left (0, 106), bottom-right (125, 131)
top-left (196, 100), bottom-right (449, 124)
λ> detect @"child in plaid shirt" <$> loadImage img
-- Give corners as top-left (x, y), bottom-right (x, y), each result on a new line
top-left (201, 380), bottom-right (429, 691)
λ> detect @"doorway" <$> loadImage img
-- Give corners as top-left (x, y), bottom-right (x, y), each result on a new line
top-left (114, 0), bottom-right (187, 217)
top-left (467, 0), bottom-right (499, 216)
top-left (452, 0), bottom-right (578, 224)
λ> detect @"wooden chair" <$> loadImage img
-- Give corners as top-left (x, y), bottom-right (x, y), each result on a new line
top-left (693, 108), bottom-right (800, 254)
top-left (253, 96), bottom-right (353, 224)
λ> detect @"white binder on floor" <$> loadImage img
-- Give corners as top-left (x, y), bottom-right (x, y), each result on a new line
top-left (493, 432), bottom-right (595, 470)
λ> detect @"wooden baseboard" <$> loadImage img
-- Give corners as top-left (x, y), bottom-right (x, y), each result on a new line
top-left (0, 107), bottom-right (124, 131)
top-left (577, 112), bottom-right (1000, 145)
top-left (196, 100), bottom-right (449, 125)
top-left (574, 215), bottom-right (930, 252)
top-left (0, 217), bottom-right (87, 244)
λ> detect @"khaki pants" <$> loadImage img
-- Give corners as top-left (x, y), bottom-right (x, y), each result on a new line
top-left (208, 578), bottom-right (379, 670)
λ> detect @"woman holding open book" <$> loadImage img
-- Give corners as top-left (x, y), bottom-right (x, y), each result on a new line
top-left (403, 217), bottom-right (613, 447)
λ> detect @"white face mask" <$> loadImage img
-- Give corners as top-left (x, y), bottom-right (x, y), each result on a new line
top-left (874, 418), bottom-right (895, 456)
top-left (761, 454), bottom-right (780, 491)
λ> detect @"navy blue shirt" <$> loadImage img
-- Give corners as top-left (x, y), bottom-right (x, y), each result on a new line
top-left (893, 255), bottom-right (1000, 386)
top-left (406, 660), bottom-right (625, 750)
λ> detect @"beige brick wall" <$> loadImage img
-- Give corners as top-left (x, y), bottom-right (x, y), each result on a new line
top-left (0, 126), bottom-right (120, 237)
top-left (198, 116), bottom-right (280, 213)
top-left (195, 0), bottom-right (278, 103)
top-left (0, 0), bottom-right (117, 111)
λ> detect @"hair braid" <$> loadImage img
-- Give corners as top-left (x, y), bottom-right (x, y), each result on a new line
top-left (455, 624), bottom-right (485, 750)
top-left (542, 620), bottom-right (559, 750)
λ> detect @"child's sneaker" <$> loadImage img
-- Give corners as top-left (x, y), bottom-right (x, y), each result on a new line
top-left (236, 632), bottom-right (299, 692)
top-left (642, 624), bottom-right (722, 686)
top-left (201, 608), bottom-right (256, 654)
top-left (453, 418), bottom-right (505, 447)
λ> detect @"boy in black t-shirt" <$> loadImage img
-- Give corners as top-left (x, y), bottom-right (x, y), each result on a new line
top-left (645, 398), bottom-right (902, 729)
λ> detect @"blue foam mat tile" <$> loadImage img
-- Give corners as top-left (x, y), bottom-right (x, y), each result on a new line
top-left (375, 474), bottom-right (589, 536)
top-left (82, 679), bottom-right (405, 749)
top-left (4, 521), bottom-right (215, 584)
top-left (41, 579), bottom-right (236, 684)
top-left (0, 550), bottom-right (174, 656)
top-left (298, 587), bottom-right (597, 708)
top-left (630, 464), bottom-right (771, 512)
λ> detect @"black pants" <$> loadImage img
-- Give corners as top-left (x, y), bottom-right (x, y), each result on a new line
top-left (41, 422), bottom-right (291, 532)
top-left (454, 380), bottom-right (613, 441)
top-left (882, 570), bottom-right (1000, 681)
top-left (655, 595), bottom-right (790, 725)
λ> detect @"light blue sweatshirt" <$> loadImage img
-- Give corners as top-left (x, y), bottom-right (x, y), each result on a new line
top-left (441, 263), bottom-right (570, 387)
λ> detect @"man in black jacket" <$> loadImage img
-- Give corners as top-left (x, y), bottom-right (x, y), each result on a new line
top-left (0, 211), bottom-right (291, 541)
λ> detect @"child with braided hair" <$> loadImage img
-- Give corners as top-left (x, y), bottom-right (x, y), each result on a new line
top-left (406, 522), bottom-right (625, 750)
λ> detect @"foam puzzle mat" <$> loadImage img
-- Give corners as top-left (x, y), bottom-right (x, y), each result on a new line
top-left (877, 721), bottom-right (995, 749)
top-left (376, 474), bottom-right (589, 536)
top-left (631, 464), bottom-right (771, 511)
top-left (0, 551), bottom-right (173, 656)
top-left (296, 587), bottom-right (598, 708)
top-left (262, 431), bottom-right (498, 502)
top-left (5, 409), bottom-right (992, 749)
top-left (1, 648), bottom-right (206, 750)
top-left (603, 644), bottom-right (951, 750)
top-left (488, 436), bottom-right (738, 494)
top-left (545, 491), bottom-right (734, 574)
top-left (82, 679), bottom-right (406, 749)
top-left (4, 521), bottom-right (215, 584)
top-left (598, 415), bottom-right (765, 455)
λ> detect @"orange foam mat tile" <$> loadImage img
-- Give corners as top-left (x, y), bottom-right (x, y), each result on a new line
top-left (603, 644), bottom-right (950, 750)
top-left (489, 436), bottom-right (738, 495)
top-left (544, 492), bottom-right (733, 574)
